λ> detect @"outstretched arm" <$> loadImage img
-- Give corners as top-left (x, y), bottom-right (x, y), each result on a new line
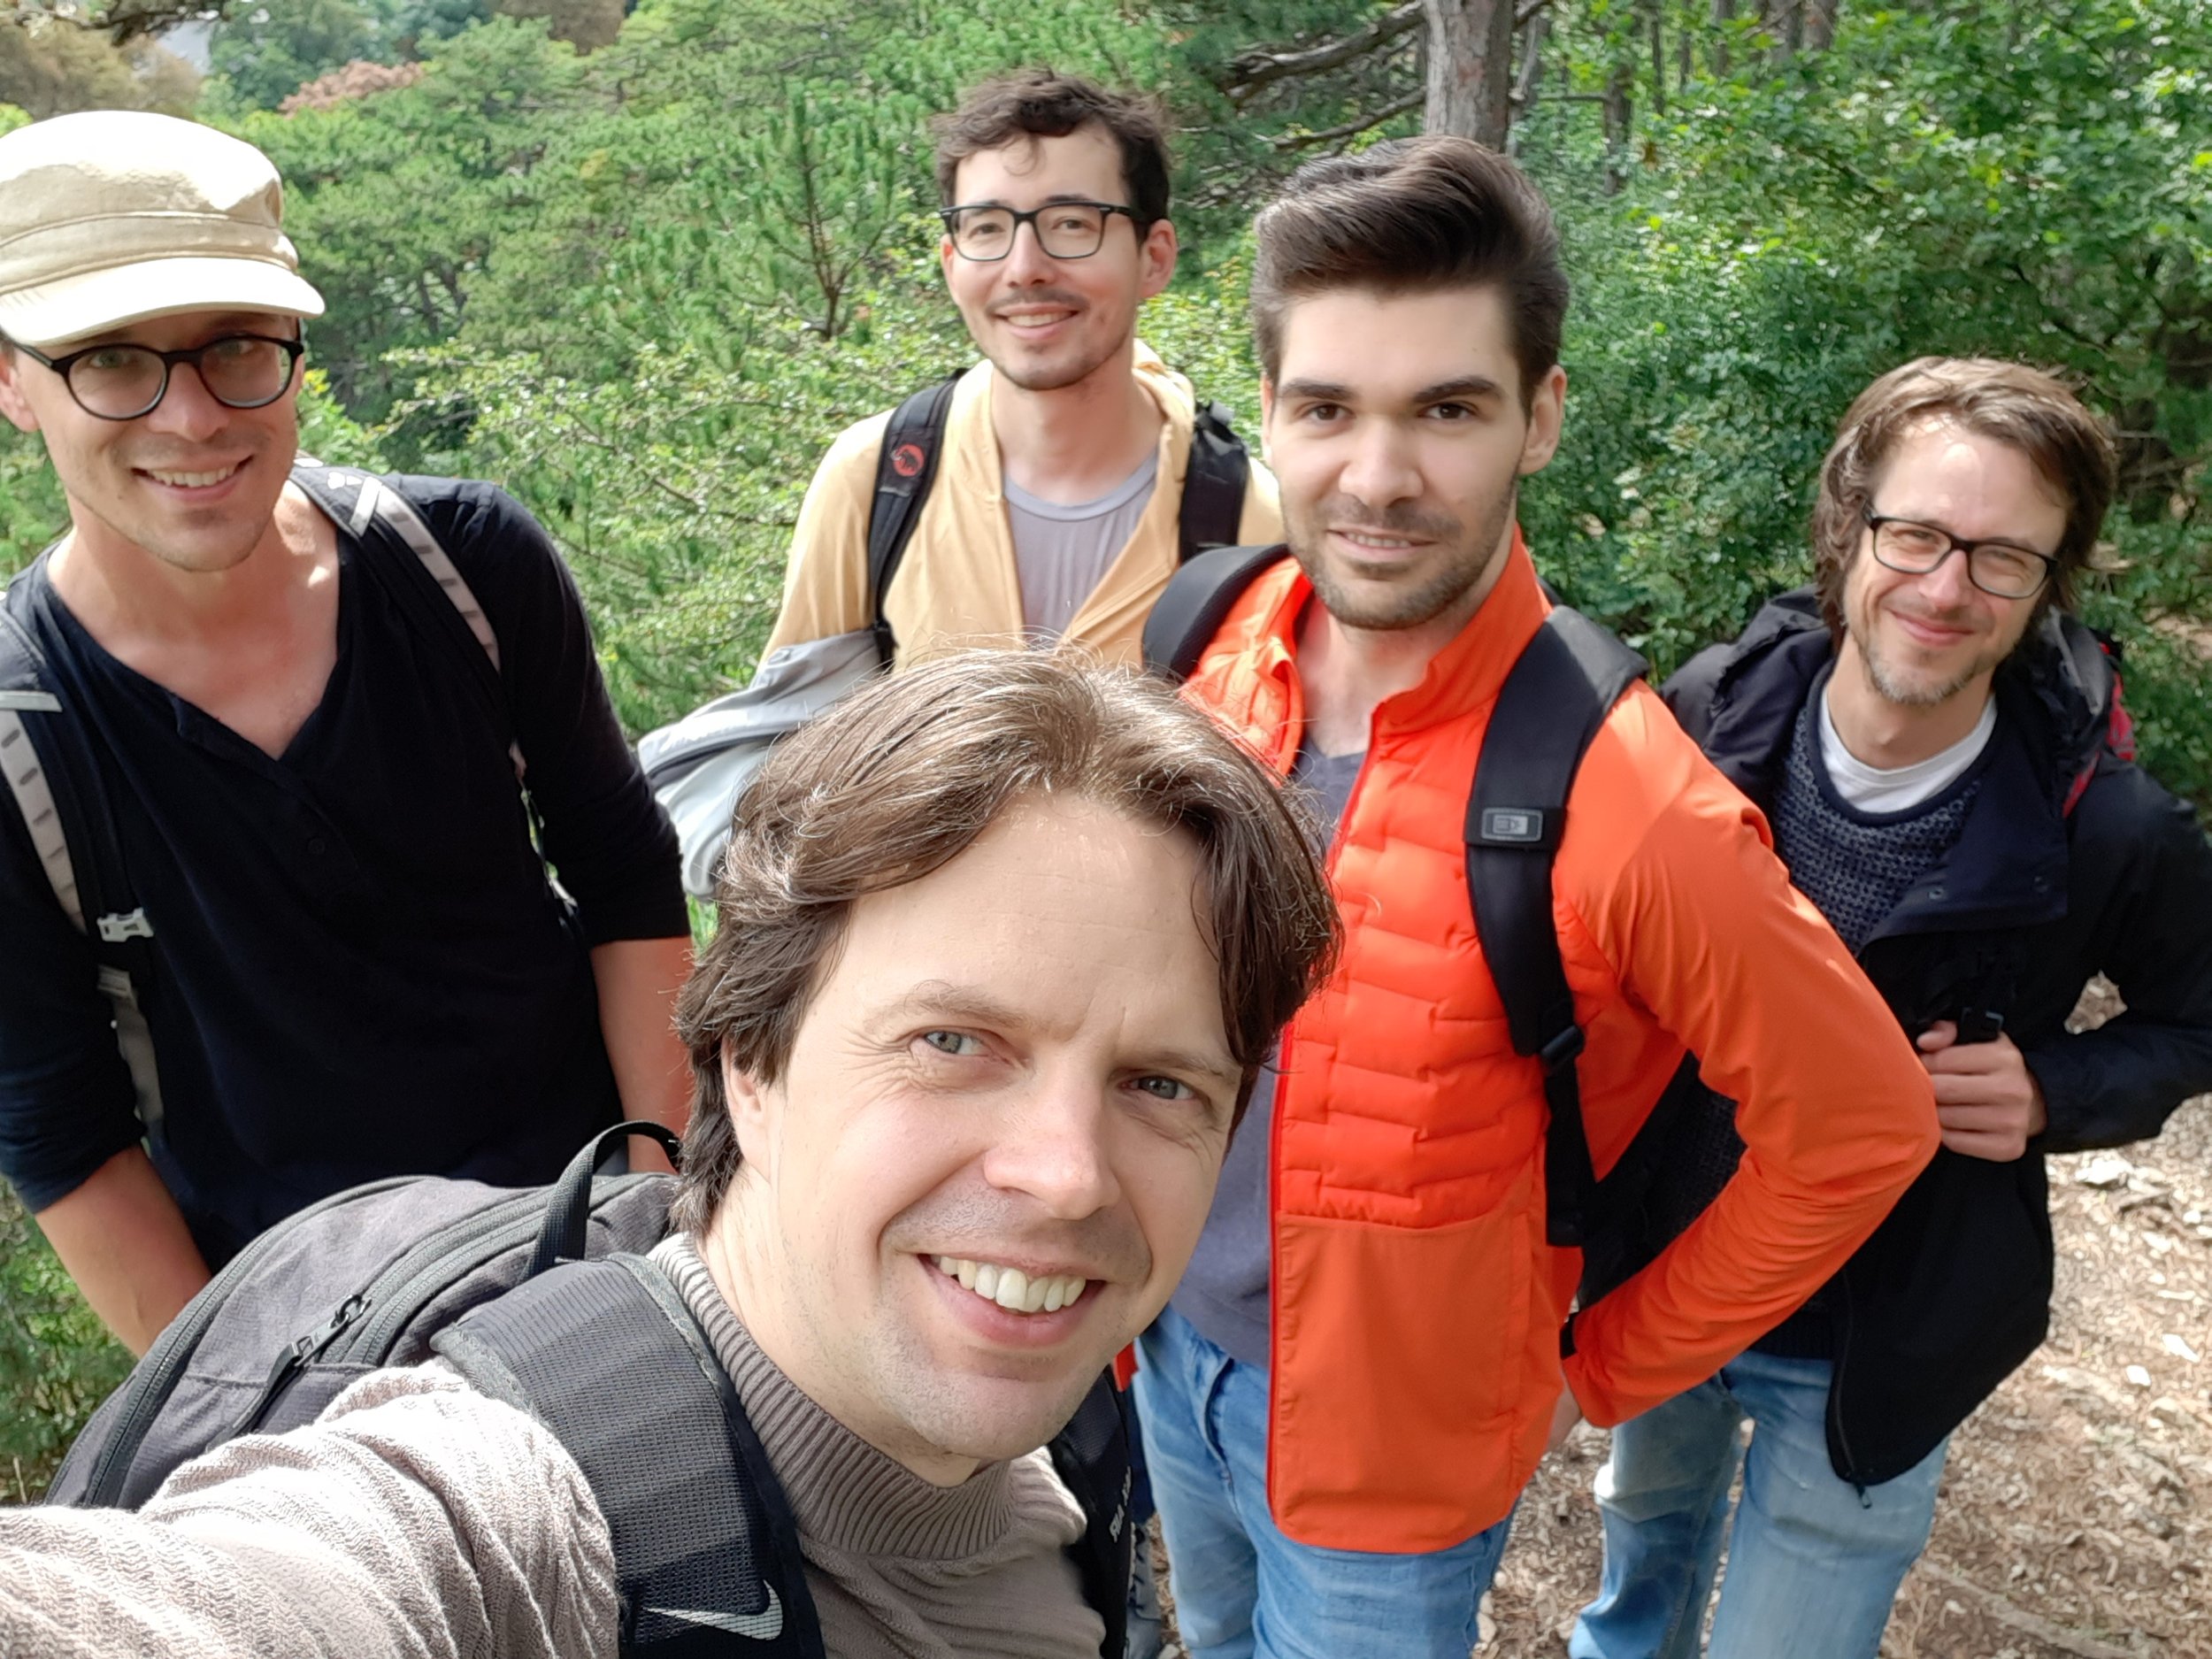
top-left (0, 1370), bottom-right (615, 1659)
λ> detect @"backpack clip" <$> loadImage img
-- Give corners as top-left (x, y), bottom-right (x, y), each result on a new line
top-left (97, 907), bottom-right (154, 944)
top-left (1539, 1023), bottom-right (1586, 1074)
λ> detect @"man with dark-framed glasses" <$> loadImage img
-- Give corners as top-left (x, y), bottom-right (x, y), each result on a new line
top-left (1573, 357), bottom-right (2212, 1659)
top-left (0, 111), bottom-right (693, 1356)
top-left (761, 69), bottom-right (1279, 674)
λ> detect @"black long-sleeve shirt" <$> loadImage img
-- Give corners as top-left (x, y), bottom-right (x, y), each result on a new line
top-left (0, 476), bottom-right (686, 1263)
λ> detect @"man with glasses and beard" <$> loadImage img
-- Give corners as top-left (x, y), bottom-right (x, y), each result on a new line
top-left (764, 69), bottom-right (1279, 671)
top-left (0, 113), bottom-right (691, 1355)
top-left (1571, 359), bottom-right (2212, 1659)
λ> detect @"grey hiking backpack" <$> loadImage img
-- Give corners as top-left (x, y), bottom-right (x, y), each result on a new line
top-left (46, 1120), bottom-right (1136, 1659)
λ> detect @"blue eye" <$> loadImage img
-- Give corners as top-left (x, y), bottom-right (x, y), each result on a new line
top-left (1133, 1075), bottom-right (1194, 1102)
top-left (920, 1030), bottom-right (983, 1056)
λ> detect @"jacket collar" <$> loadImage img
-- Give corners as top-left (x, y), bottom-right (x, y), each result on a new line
top-left (943, 338), bottom-right (1198, 511)
top-left (1699, 587), bottom-right (2115, 942)
top-left (1699, 587), bottom-right (2116, 807)
top-left (1226, 531), bottom-right (1548, 755)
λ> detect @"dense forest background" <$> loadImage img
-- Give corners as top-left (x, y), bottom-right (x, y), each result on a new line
top-left (3, 0), bottom-right (2208, 802)
top-left (1, 0), bottom-right (2209, 1488)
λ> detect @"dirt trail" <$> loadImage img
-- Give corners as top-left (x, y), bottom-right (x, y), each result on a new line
top-left (1478, 1090), bottom-right (2212, 1659)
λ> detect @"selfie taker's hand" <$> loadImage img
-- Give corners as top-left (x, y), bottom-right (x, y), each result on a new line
top-left (1546, 1386), bottom-right (1583, 1454)
top-left (1916, 1020), bottom-right (2048, 1163)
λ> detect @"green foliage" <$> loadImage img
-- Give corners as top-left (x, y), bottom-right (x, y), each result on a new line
top-left (1507, 0), bottom-right (2212, 809)
top-left (0, 1185), bottom-right (128, 1502)
top-left (210, 0), bottom-right (380, 111)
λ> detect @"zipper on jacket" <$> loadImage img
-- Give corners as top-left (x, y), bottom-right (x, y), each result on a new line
top-left (80, 1175), bottom-right (419, 1508)
top-left (1825, 1269), bottom-right (1868, 1494)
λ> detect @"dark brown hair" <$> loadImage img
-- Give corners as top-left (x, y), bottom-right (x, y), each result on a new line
top-left (931, 69), bottom-right (1171, 229)
top-left (670, 651), bottom-right (1340, 1234)
top-left (1811, 357), bottom-right (2117, 637)
top-left (1248, 135), bottom-right (1569, 407)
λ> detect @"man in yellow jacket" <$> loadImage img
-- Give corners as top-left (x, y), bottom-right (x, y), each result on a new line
top-left (766, 69), bottom-right (1279, 669)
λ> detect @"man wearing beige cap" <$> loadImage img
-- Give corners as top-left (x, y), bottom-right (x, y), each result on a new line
top-left (0, 111), bottom-right (694, 1354)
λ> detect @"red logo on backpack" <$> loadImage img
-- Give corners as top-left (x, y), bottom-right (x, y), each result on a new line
top-left (890, 442), bottom-right (926, 480)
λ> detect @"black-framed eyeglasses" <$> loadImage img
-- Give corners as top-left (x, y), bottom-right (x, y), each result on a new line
top-left (940, 201), bottom-right (1144, 262)
top-left (9, 334), bottom-right (304, 421)
top-left (1863, 509), bottom-right (2055, 601)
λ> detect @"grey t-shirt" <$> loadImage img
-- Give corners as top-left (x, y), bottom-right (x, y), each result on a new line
top-left (1170, 741), bottom-right (1365, 1369)
top-left (1004, 452), bottom-right (1160, 640)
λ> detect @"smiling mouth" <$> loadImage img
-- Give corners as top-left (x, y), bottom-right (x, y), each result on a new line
top-left (139, 462), bottom-right (244, 488)
top-left (995, 308), bottom-right (1078, 329)
top-left (1334, 530), bottom-right (1426, 551)
top-left (933, 1254), bottom-right (1091, 1315)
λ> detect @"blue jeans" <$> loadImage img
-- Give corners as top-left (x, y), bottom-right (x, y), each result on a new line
top-left (1571, 1349), bottom-right (1950, 1659)
top-left (1135, 1304), bottom-right (1513, 1659)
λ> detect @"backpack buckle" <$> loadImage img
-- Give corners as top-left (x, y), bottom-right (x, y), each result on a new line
top-left (1538, 1023), bottom-right (1586, 1073)
top-left (97, 908), bottom-right (153, 944)
top-left (1478, 806), bottom-right (1548, 846)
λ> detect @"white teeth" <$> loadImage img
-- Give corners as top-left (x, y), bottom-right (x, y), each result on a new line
top-left (145, 465), bottom-right (239, 488)
top-left (933, 1255), bottom-right (1087, 1317)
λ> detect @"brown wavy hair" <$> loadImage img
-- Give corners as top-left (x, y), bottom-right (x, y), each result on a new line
top-left (1810, 357), bottom-right (2116, 639)
top-left (670, 651), bottom-right (1340, 1234)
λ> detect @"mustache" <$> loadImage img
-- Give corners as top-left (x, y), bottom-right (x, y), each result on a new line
top-left (885, 1181), bottom-right (1150, 1284)
top-left (1307, 495), bottom-right (1464, 543)
top-left (989, 290), bottom-right (1087, 317)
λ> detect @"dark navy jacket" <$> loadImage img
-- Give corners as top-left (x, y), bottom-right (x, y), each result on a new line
top-left (0, 478), bottom-right (686, 1264)
top-left (1664, 588), bottom-right (2212, 1483)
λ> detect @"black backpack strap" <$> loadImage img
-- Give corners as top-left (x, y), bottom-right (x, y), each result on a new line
top-left (435, 1255), bottom-right (824, 1659)
top-left (864, 373), bottom-right (962, 664)
top-left (1464, 606), bottom-right (1647, 1254)
top-left (1046, 1372), bottom-right (1134, 1659)
top-left (1140, 542), bottom-right (1290, 680)
top-left (1175, 402), bottom-right (1249, 565)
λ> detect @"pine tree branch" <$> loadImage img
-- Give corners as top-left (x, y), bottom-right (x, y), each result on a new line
top-left (1269, 88), bottom-right (1425, 150)
top-left (1221, 2), bottom-right (1424, 106)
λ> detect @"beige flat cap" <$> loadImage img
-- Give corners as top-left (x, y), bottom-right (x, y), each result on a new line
top-left (0, 110), bottom-right (325, 349)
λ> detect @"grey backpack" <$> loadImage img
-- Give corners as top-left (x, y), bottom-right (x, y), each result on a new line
top-left (46, 1120), bottom-right (1136, 1659)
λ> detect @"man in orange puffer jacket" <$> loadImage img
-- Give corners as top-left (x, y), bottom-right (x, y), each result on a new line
top-left (1133, 137), bottom-right (1943, 1659)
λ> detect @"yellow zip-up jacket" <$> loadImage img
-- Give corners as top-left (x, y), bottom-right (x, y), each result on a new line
top-left (766, 345), bottom-right (1281, 669)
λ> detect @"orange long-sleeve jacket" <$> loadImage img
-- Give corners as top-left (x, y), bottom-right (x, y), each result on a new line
top-left (1182, 539), bottom-right (1940, 1552)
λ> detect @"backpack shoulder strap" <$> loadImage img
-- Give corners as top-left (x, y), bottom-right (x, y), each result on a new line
top-left (1175, 402), bottom-right (1249, 565)
top-left (0, 595), bottom-right (166, 1138)
top-left (435, 1253), bottom-right (825, 1659)
top-left (1464, 605), bottom-right (1647, 1255)
top-left (0, 601), bottom-right (78, 929)
top-left (292, 463), bottom-right (526, 786)
top-left (864, 374), bottom-right (962, 664)
top-left (1140, 542), bottom-right (1290, 681)
top-left (1045, 1373), bottom-right (1133, 1659)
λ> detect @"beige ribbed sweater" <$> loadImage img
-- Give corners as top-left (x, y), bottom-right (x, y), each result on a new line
top-left (0, 1237), bottom-right (1102, 1659)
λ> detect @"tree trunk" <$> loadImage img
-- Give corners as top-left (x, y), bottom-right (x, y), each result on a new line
top-left (1423, 0), bottom-right (1516, 149)
top-left (1711, 0), bottom-right (1737, 75)
top-left (1804, 0), bottom-right (1839, 50)
top-left (1601, 60), bottom-right (1632, 195)
top-left (1506, 11), bottom-right (1548, 156)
